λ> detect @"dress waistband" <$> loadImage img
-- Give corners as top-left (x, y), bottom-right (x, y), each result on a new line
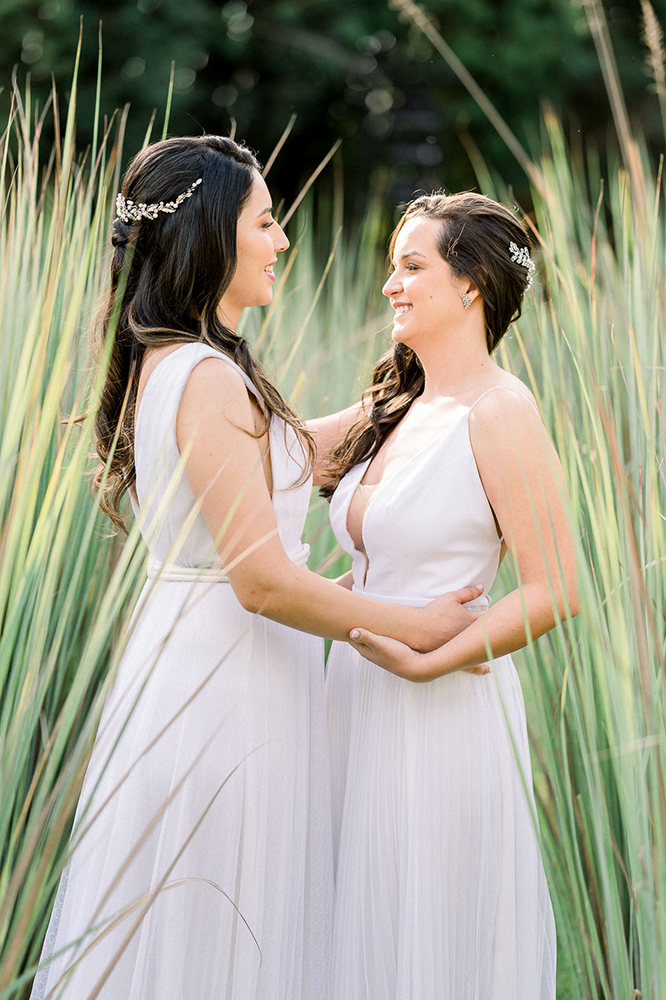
top-left (147, 543), bottom-right (310, 583)
top-left (352, 584), bottom-right (490, 611)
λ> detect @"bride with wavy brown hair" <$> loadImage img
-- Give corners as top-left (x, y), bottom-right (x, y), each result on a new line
top-left (31, 138), bottom-right (484, 1000)
top-left (309, 192), bottom-right (579, 999)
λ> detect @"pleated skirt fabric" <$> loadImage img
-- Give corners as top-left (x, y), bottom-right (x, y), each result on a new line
top-left (32, 579), bottom-right (333, 1000)
top-left (326, 641), bottom-right (556, 1000)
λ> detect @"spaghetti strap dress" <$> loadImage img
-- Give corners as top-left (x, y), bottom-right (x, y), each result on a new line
top-left (31, 343), bottom-right (333, 1000)
top-left (325, 385), bottom-right (556, 1000)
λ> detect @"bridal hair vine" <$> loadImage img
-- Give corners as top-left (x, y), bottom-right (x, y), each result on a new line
top-left (115, 177), bottom-right (203, 224)
top-left (508, 241), bottom-right (536, 290)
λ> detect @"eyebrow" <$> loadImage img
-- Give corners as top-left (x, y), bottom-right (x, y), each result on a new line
top-left (400, 250), bottom-right (427, 260)
top-left (257, 206), bottom-right (273, 217)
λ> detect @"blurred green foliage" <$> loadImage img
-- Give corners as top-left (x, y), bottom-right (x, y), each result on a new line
top-left (0, 0), bottom-right (664, 208)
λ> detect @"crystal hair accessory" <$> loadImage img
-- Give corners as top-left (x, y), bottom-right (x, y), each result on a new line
top-left (508, 241), bottom-right (536, 289)
top-left (115, 177), bottom-right (203, 224)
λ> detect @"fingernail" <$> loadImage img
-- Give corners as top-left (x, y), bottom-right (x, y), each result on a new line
top-left (350, 630), bottom-right (360, 639)
top-left (475, 584), bottom-right (484, 590)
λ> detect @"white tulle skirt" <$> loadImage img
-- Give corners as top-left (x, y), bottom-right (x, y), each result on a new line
top-left (326, 641), bottom-right (556, 1000)
top-left (32, 579), bottom-right (332, 1000)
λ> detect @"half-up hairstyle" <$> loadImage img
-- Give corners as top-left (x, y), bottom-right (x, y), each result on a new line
top-left (93, 135), bottom-right (314, 531)
top-left (321, 191), bottom-right (533, 499)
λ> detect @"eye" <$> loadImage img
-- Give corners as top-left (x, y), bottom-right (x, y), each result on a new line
top-left (262, 217), bottom-right (275, 229)
top-left (405, 262), bottom-right (419, 271)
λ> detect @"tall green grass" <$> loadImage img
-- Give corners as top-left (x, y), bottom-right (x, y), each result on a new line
top-left (1, 35), bottom-right (665, 1000)
top-left (499, 117), bottom-right (666, 996)
top-left (0, 73), bottom-right (151, 995)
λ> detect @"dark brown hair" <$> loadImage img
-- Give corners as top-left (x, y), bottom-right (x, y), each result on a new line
top-left (321, 191), bottom-right (533, 499)
top-left (93, 134), bottom-right (314, 531)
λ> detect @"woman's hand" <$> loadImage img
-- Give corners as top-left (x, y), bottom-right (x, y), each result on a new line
top-left (348, 628), bottom-right (490, 682)
top-left (413, 584), bottom-right (485, 652)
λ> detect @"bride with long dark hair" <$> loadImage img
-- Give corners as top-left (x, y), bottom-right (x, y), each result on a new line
top-left (311, 192), bottom-right (579, 999)
top-left (31, 138), bottom-right (482, 1000)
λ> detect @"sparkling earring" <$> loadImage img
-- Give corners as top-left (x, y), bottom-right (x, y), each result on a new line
top-left (460, 292), bottom-right (472, 310)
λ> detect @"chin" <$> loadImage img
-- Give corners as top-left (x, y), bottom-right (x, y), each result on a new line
top-left (391, 327), bottom-right (416, 348)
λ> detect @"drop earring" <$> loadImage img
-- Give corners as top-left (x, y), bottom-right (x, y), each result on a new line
top-left (460, 292), bottom-right (472, 310)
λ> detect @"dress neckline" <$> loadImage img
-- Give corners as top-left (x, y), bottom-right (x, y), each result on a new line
top-left (343, 385), bottom-right (536, 580)
top-left (346, 406), bottom-right (471, 585)
top-left (356, 405), bottom-right (470, 513)
top-left (347, 385), bottom-right (538, 542)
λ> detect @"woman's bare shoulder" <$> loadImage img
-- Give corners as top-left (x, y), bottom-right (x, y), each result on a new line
top-left (469, 372), bottom-right (540, 417)
top-left (467, 374), bottom-right (557, 478)
top-left (183, 354), bottom-right (245, 391)
top-left (178, 355), bottom-right (256, 437)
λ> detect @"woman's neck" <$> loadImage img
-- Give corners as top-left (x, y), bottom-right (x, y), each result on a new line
top-left (411, 328), bottom-right (496, 403)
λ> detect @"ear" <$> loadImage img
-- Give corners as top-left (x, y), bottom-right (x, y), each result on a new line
top-left (458, 274), bottom-right (481, 305)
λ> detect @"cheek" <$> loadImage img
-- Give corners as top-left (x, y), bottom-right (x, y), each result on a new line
top-left (251, 235), bottom-right (273, 271)
top-left (229, 257), bottom-right (253, 297)
top-left (235, 238), bottom-right (264, 280)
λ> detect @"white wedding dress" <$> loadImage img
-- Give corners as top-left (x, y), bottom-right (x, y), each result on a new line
top-left (326, 386), bottom-right (556, 1000)
top-left (32, 344), bottom-right (332, 1000)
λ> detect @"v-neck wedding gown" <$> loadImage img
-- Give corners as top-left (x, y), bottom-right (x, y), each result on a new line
top-left (325, 385), bottom-right (556, 1000)
top-left (32, 344), bottom-right (332, 1000)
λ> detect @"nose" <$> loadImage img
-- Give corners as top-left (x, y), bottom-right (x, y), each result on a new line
top-left (274, 222), bottom-right (289, 253)
top-left (382, 270), bottom-right (401, 298)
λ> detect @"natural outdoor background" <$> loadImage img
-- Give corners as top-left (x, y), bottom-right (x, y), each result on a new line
top-left (1, 1), bottom-right (666, 999)
top-left (1, 0), bottom-right (666, 207)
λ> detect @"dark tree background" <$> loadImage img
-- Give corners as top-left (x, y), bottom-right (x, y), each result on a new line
top-left (0, 0), bottom-right (664, 210)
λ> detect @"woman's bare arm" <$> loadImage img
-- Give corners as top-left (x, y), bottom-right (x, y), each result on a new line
top-left (306, 402), bottom-right (367, 486)
top-left (333, 569), bottom-right (354, 590)
top-left (348, 390), bottom-right (579, 680)
top-left (176, 359), bottom-right (481, 651)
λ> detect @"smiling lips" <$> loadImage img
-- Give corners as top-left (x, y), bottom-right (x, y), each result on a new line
top-left (392, 302), bottom-right (413, 316)
top-left (264, 259), bottom-right (277, 280)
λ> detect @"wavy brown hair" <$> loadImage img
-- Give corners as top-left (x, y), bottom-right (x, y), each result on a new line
top-left (320, 191), bottom-right (533, 499)
top-left (93, 134), bottom-right (314, 531)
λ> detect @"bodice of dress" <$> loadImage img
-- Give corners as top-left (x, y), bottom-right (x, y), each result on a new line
top-left (133, 342), bottom-right (311, 568)
top-left (329, 386), bottom-right (538, 607)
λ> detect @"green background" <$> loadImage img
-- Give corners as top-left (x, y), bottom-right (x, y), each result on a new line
top-left (0, 0), bottom-right (664, 208)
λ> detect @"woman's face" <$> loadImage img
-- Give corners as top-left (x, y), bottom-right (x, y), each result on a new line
top-left (217, 170), bottom-right (289, 328)
top-left (382, 216), bottom-right (471, 349)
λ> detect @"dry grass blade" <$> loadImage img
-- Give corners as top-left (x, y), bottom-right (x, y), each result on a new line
top-left (262, 113), bottom-right (297, 179)
top-left (582, 0), bottom-right (647, 219)
top-left (641, 0), bottom-right (666, 144)
top-left (279, 139), bottom-right (342, 228)
top-left (161, 60), bottom-right (175, 141)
